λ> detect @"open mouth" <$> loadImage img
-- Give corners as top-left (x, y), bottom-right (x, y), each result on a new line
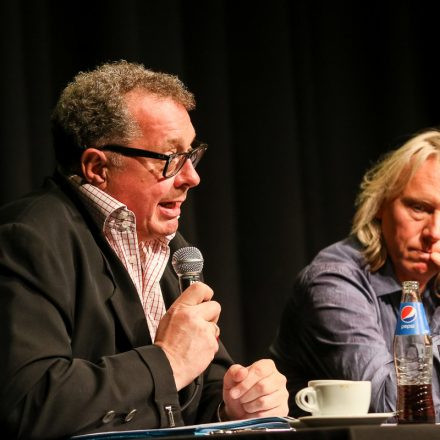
top-left (158, 201), bottom-right (182, 218)
top-left (160, 201), bottom-right (177, 209)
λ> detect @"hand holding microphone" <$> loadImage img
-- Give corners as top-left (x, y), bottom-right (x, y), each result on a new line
top-left (154, 247), bottom-right (221, 390)
top-left (172, 247), bottom-right (220, 340)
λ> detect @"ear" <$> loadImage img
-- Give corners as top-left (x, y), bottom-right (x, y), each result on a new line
top-left (81, 149), bottom-right (109, 188)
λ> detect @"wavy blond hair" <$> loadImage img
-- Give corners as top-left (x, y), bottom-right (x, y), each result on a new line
top-left (351, 129), bottom-right (440, 271)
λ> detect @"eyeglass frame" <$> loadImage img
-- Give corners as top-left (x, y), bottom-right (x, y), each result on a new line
top-left (91, 141), bottom-right (208, 178)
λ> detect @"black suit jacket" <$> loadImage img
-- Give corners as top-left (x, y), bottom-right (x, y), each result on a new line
top-left (0, 174), bottom-right (233, 439)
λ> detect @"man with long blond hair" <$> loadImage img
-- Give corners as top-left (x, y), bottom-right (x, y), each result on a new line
top-left (271, 129), bottom-right (440, 418)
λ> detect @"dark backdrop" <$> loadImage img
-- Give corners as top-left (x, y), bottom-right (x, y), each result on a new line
top-left (1, 0), bottom-right (440, 365)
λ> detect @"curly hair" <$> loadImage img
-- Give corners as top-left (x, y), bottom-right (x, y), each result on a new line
top-left (51, 60), bottom-right (195, 173)
top-left (351, 129), bottom-right (440, 272)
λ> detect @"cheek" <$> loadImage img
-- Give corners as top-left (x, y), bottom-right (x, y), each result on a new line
top-left (396, 217), bottom-right (423, 238)
top-left (383, 206), bottom-right (416, 239)
top-left (388, 223), bottom-right (424, 257)
top-left (141, 182), bottom-right (173, 209)
top-left (120, 186), bottom-right (161, 220)
top-left (381, 215), bottom-right (406, 252)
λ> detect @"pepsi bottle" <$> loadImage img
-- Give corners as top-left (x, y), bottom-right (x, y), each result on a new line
top-left (394, 280), bottom-right (435, 423)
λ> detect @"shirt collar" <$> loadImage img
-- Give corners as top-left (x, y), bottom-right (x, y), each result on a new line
top-left (67, 175), bottom-right (175, 245)
top-left (370, 259), bottom-right (402, 297)
top-left (370, 257), bottom-right (437, 298)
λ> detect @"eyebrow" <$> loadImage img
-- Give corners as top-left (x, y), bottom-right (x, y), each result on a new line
top-left (401, 196), bottom-right (434, 209)
top-left (166, 137), bottom-right (197, 152)
top-left (402, 196), bottom-right (425, 204)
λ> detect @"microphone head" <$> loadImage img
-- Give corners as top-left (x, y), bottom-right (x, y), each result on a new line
top-left (172, 246), bottom-right (204, 276)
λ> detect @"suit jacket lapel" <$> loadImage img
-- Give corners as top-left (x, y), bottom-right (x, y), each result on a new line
top-left (51, 172), bottom-right (152, 348)
top-left (160, 265), bottom-right (180, 309)
top-left (160, 233), bottom-right (190, 308)
top-left (103, 250), bottom-right (152, 347)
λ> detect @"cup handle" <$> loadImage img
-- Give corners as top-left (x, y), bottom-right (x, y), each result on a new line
top-left (295, 386), bottom-right (318, 414)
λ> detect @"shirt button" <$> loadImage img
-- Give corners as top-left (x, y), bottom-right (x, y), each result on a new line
top-left (121, 220), bottom-right (130, 229)
top-left (119, 211), bottom-right (129, 219)
top-left (128, 255), bottom-right (137, 265)
top-left (102, 410), bottom-right (116, 424)
top-left (124, 409), bottom-right (137, 422)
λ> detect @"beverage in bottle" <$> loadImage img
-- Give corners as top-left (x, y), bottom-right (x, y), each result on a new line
top-left (393, 280), bottom-right (435, 423)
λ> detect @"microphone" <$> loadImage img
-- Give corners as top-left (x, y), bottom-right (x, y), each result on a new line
top-left (172, 246), bottom-right (204, 292)
top-left (171, 246), bottom-right (215, 407)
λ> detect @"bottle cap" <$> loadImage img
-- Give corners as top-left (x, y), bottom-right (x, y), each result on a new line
top-left (402, 280), bottom-right (419, 292)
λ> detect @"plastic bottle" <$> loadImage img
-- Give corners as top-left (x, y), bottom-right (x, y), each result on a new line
top-left (393, 280), bottom-right (435, 423)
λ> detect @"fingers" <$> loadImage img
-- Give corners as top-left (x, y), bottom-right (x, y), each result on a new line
top-left (223, 359), bottom-right (289, 418)
top-left (194, 300), bottom-right (221, 324)
top-left (430, 251), bottom-right (440, 267)
top-left (239, 388), bottom-right (288, 416)
top-left (223, 364), bottom-right (248, 395)
top-left (227, 359), bottom-right (278, 400)
top-left (212, 322), bottom-right (220, 339)
top-left (154, 283), bottom-right (221, 390)
top-left (170, 282), bottom-right (220, 323)
top-left (174, 281), bottom-right (214, 306)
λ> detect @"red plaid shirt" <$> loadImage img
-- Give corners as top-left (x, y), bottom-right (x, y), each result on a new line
top-left (69, 176), bottom-right (170, 341)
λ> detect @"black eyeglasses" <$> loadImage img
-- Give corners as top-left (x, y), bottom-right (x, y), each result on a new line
top-left (97, 142), bottom-right (208, 178)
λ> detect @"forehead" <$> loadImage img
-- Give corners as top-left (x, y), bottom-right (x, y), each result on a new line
top-left (402, 155), bottom-right (440, 197)
top-left (123, 91), bottom-right (195, 146)
top-left (124, 91), bottom-right (187, 122)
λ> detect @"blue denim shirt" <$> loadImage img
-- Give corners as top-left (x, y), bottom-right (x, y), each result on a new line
top-left (270, 236), bottom-right (440, 418)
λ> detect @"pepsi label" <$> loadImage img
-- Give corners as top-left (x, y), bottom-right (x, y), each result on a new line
top-left (395, 302), bottom-right (430, 335)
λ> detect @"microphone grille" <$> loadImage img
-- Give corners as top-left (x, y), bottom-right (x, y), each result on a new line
top-left (172, 246), bottom-right (204, 275)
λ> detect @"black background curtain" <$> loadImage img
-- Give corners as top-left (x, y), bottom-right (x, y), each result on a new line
top-left (1, 0), bottom-right (440, 365)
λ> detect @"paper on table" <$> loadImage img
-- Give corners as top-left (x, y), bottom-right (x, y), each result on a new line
top-left (70, 417), bottom-right (294, 439)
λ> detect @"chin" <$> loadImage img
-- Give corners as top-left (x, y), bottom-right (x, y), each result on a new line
top-left (409, 263), bottom-right (437, 281)
top-left (410, 265), bottom-right (428, 275)
top-left (159, 222), bottom-right (179, 237)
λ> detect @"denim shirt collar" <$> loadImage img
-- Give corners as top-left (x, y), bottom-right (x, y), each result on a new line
top-left (370, 257), bottom-right (436, 300)
top-left (370, 259), bottom-right (402, 297)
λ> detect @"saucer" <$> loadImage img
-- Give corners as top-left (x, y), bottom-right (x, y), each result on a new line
top-left (298, 413), bottom-right (395, 427)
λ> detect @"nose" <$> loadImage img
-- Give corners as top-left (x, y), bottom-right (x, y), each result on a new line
top-left (173, 158), bottom-right (200, 188)
top-left (423, 211), bottom-right (440, 243)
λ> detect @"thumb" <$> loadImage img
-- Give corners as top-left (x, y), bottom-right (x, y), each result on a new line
top-left (223, 364), bottom-right (248, 390)
top-left (172, 282), bottom-right (213, 307)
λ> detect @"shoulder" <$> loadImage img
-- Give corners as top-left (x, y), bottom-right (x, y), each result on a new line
top-left (294, 237), bottom-right (378, 305)
top-left (0, 177), bottom-right (79, 227)
top-left (302, 237), bottom-right (367, 280)
top-left (0, 178), bottom-right (95, 258)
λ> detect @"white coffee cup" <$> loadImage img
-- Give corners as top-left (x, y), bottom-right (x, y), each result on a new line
top-left (295, 379), bottom-right (371, 416)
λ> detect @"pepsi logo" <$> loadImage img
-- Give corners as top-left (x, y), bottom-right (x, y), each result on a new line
top-left (401, 305), bottom-right (417, 323)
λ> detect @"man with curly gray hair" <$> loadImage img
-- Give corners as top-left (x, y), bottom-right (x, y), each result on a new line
top-left (0, 61), bottom-right (288, 439)
top-left (271, 129), bottom-right (440, 419)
